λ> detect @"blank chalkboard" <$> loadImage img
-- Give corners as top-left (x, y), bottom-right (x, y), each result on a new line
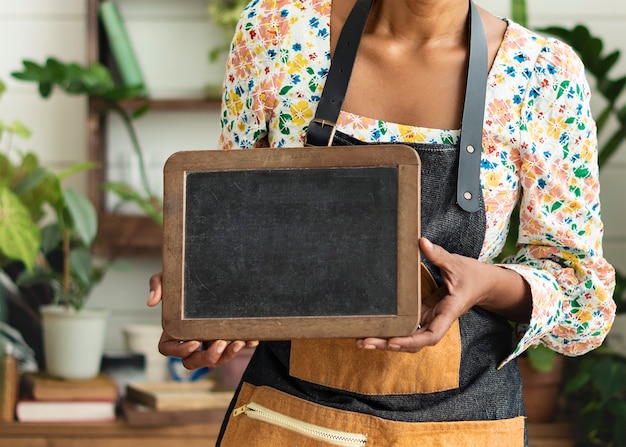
top-left (162, 145), bottom-right (421, 340)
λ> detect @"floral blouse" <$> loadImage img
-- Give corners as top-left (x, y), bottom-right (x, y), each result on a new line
top-left (218, 0), bottom-right (616, 363)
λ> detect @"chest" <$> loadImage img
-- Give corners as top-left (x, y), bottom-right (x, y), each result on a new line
top-left (338, 36), bottom-right (469, 130)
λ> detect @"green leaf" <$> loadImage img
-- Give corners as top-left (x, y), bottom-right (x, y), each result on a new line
top-left (38, 82), bottom-right (52, 98)
top-left (526, 344), bottom-right (557, 372)
top-left (131, 104), bottom-right (151, 120)
top-left (11, 60), bottom-right (46, 82)
top-left (14, 167), bottom-right (48, 195)
top-left (564, 370), bottom-right (591, 394)
top-left (0, 154), bottom-right (15, 188)
top-left (599, 128), bottom-right (625, 168)
top-left (511, 0), bottom-right (527, 27)
top-left (101, 182), bottom-right (163, 225)
top-left (57, 161), bottom-right (99, 182)
top-left (590, 358), bottom-right (626, 402)
top-left (0, 187), bottom-right (41, 270)
top-left (598, 76), bottom-right (626, 101)
top-left (69, 247), bottom-right (94, 289)
top-left (9, 121), bottom-right (31, 139)
top-left (40, 223), bottom-right (62, 255)
top-left (62, 189), bottom-right (97, 246)
top-left (595, 49), bottom-right (620, 79)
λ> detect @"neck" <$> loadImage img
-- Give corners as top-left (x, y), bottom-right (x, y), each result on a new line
top-left (368, 0), bottom-right (470, 46)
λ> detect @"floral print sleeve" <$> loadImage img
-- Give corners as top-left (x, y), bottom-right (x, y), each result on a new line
top-left (491, 28), bottom-right (616, 363)
top-left (219, 0), bottom-right (331, 149)
top-left (218, 1), bottom-right (616, 363)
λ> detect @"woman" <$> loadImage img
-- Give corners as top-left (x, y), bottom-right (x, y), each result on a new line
top-left (148, 0), bottom-right (616, 445)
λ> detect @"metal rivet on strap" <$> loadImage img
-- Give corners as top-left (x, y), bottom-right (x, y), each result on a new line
top-left (463, 191), bottom-right (472, 200)
top-left (466, 145), bottom-right (475, 154)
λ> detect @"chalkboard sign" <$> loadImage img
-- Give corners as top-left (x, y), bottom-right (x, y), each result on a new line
top-left (162, 145), bottom-right (421, 340)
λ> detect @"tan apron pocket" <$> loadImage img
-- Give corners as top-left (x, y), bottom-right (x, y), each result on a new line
top-left (220, 383), bottom-right (525, 447)
top-left (290, 266), bottom-right (461, 395)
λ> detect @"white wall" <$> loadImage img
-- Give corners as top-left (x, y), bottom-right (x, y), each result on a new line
top-left (1, 0), bottom-right (625, 353)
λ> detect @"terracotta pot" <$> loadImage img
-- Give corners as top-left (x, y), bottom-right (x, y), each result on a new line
top-left (519, 355), bottom-right (564, 423)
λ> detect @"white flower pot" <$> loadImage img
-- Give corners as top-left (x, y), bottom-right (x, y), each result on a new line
top-left (123, 324), bottom-right (169, 382)
top-left (41, 305), bottom-right (110, 380)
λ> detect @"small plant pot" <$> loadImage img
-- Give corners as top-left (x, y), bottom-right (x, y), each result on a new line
top-left (123, 324), bottom-right (169, 382)
top-left (41, 305), bottom-right (109, 380)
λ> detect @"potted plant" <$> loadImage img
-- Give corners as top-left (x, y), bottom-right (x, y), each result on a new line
top-left (10, 57), bottom-right (163, 226)
top-left (26, 172), bottom-right (110, 380)
top-left (8, 57), bottom-right (171, 379)
top-left (0, 75), bottom-right (134, 379)
top-left (1, 78), bottom-right (110, 380)
top-left (1, 79), bottom-right (60, 368)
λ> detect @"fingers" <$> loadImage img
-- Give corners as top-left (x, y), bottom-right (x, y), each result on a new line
top-left (420, 237), bottom-right (452, 272)
top-left (356, 316), bottom-right (453, 353)
top-left (356, 282), bottom-right (462, 353)
top-left (147, 272), bottom-right (163, 307)
top-left (180, 340), bottom-right (256, 370)
top-left (148, 272), bottom-right (259, 369)
top-left (158, 331), bottom-right (259, 370)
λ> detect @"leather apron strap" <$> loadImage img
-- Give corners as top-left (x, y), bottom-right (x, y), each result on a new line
top-left (304, 0), bottom-right (373, 147)
top-left (305, 0), bottom-right (488, 213)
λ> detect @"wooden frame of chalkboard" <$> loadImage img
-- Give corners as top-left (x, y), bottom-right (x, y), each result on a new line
top-left (162, 145), bottom-right (421, 340)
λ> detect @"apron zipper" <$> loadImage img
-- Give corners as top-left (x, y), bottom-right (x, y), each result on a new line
top-left (233, 402), bottom-right (368, 446)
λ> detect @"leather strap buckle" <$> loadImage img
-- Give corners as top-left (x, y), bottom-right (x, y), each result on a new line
top-left (305, 118), bottom-right (337, 147)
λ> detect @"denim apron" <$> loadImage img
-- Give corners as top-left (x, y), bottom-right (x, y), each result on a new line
top-left (217, 1), bottom-right (526, 445)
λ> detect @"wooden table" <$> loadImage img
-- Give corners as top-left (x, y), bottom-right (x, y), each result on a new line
top-left (0, 420), bottom-right (221, 447)
top-left (0, 420), bottom-right (573, 447)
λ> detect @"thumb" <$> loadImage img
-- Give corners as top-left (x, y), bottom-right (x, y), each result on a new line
top-left (419, 237), bottom-right (447, 268)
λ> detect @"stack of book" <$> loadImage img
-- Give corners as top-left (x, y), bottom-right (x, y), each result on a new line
top-left (122, 380), bottom-right (233, 426)
top-left (16, 372), bottom-right (118, 423)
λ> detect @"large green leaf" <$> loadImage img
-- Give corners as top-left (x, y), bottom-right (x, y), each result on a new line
top-left (62, 189), bottom-right (97, 246)
top-left (0, 187), bottom-right (40, 270)
top-left (0, 153), bottom-right (16, 188)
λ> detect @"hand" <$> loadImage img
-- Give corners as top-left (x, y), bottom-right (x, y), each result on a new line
top-left (356, 237), bottom-right (525, 353)
top-left (147, 272), bottom-right (258, 370)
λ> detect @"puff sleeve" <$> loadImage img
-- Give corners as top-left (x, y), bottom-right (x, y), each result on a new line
top-left (500, 38), bottom-right (616, 364)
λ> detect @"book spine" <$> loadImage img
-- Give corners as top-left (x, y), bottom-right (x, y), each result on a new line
top-left (98, 0), bottom-right (147, 95)
top-left (0, 346), bottom-right (18, 422)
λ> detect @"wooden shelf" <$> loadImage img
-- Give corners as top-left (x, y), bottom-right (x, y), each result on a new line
top-left (96, 214), bottom-right (162, 257)
top-left (90, 97), bottom-right (221, 112)
top-left (86, 0), bottom-right (221, 256)
top-left (0, 420), bottom-right (574, 447)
